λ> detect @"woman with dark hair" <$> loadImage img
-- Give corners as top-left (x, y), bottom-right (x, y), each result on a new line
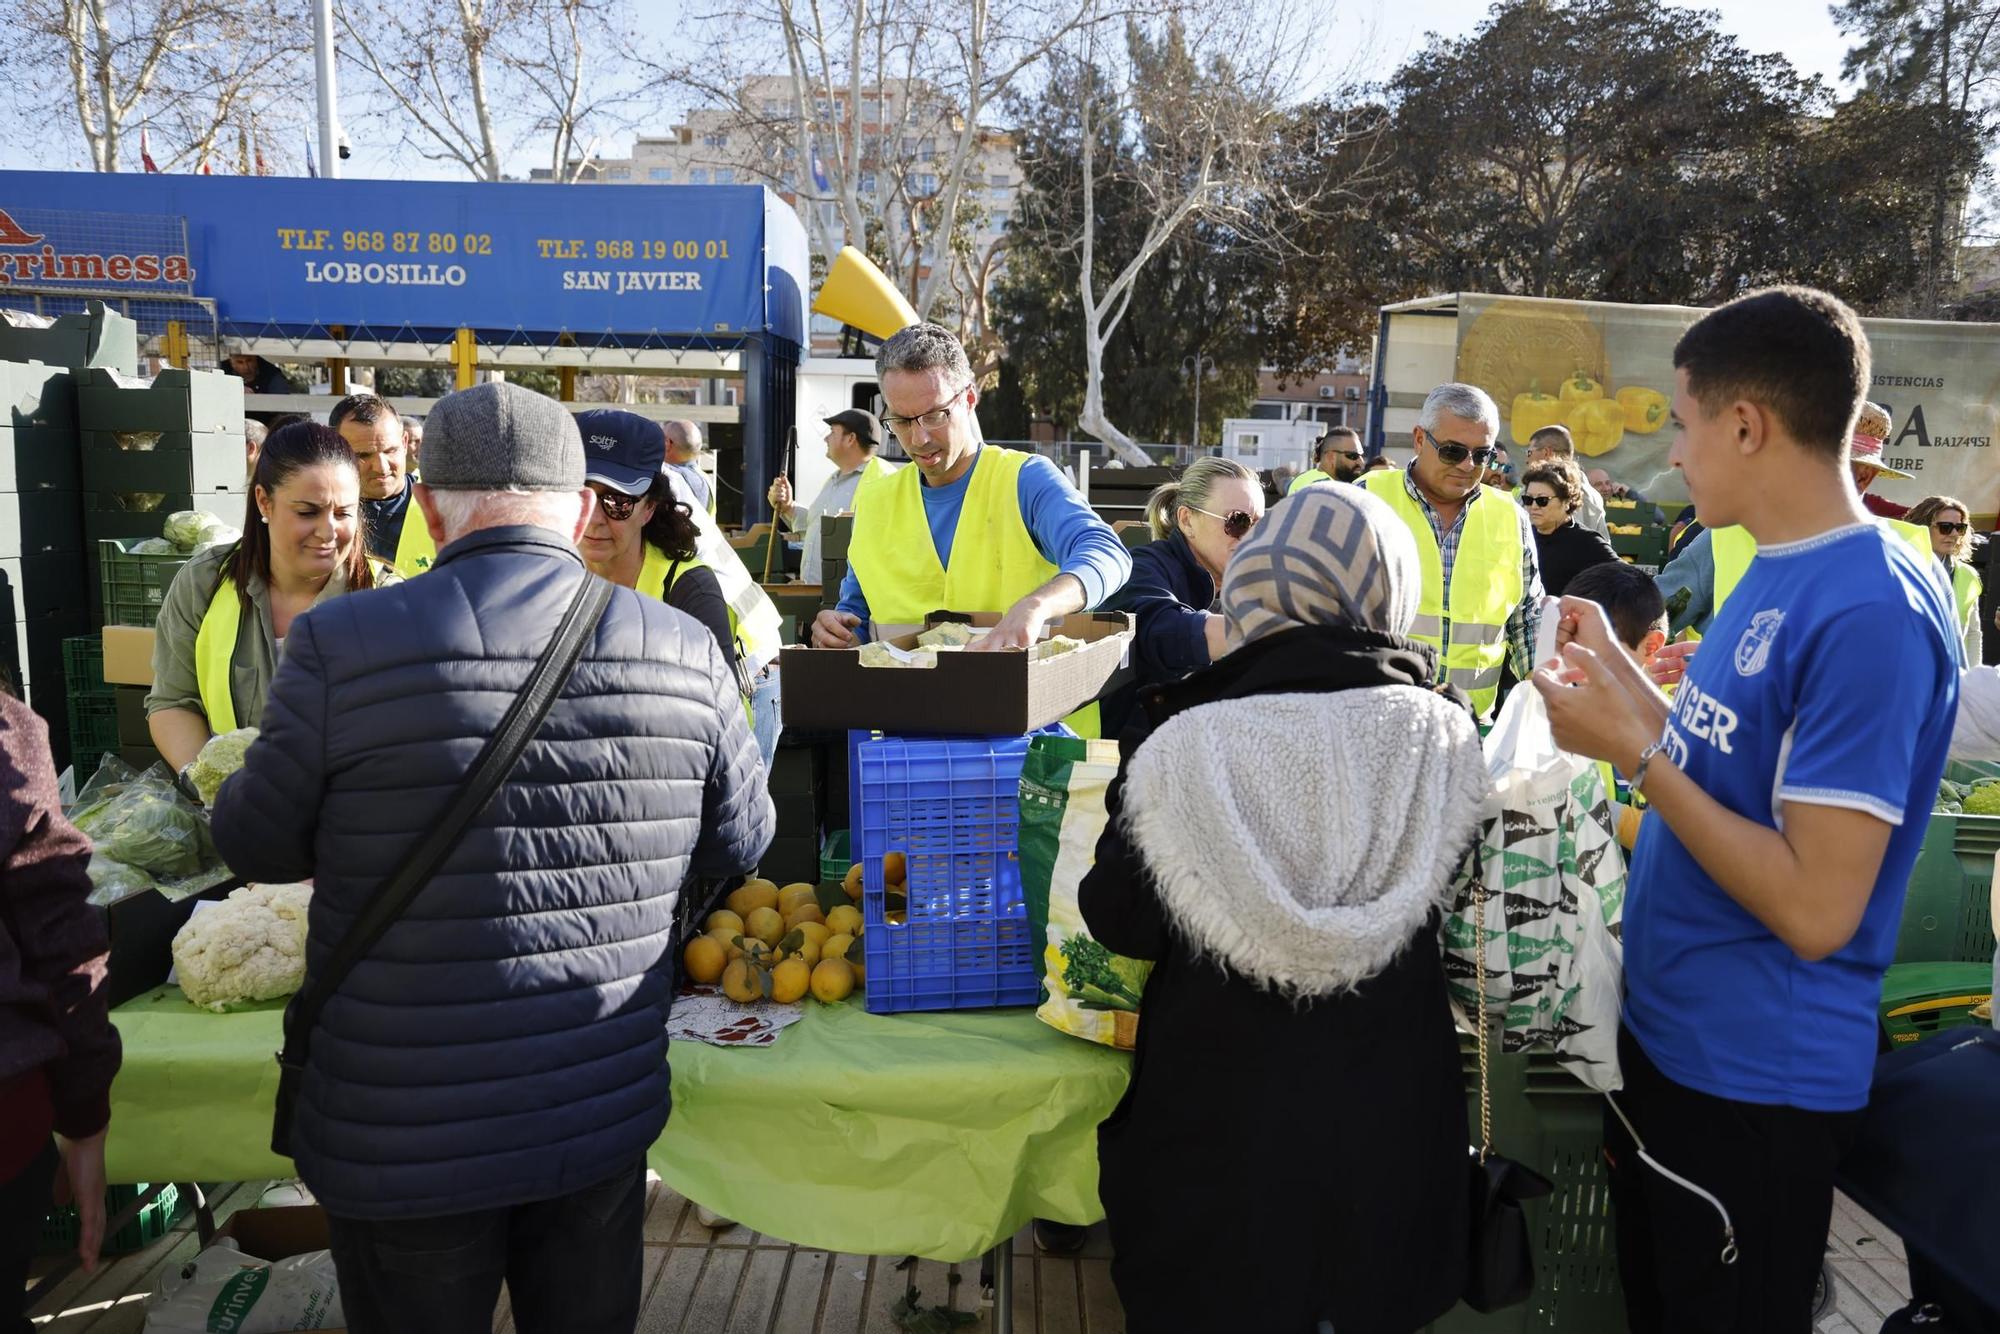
top-left (574, 409), bottom-right (749, 707)
top-left (1520, 459), bottom-right (1619, 597)
top-left (147, 422), bottom-right (395, 773)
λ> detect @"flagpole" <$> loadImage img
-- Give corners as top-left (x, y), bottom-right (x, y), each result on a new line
top-left (313, 0), bottom-right (342, 180)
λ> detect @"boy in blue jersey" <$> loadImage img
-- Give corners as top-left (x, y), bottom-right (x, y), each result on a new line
top-left (1532, 286), bottom-right (1959, 1334)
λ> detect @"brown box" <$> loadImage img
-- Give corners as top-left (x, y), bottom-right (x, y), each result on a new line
top-left (101, 624), bottom-right (154, 685)
top-left (778, 612), bottom-right (1132, 736)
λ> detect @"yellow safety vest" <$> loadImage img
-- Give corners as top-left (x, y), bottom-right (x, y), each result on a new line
top-left (392, 503), bottom-right (437, 578)
top-left (1712, 519), bottom-right (1931, 612)
top-left (1953, 561), bottom-right (1983, 636)
top-left (847, 446), bottom-right (1099, 737)
top-left (1362, 469), bottom-right (1523, 718)
top-left (193, 561), bottom-right (390, 732)
top-left (1288, 469), bottom-right (1333, 494)
top-left (639, 543), bottom-right (753, 725)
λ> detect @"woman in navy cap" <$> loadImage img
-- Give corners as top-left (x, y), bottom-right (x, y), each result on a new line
top-left (574, 409), bottom-right (750, 705)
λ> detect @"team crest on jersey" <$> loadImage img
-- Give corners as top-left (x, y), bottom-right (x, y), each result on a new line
top-left (1734, 609), bottom-right (1784, 676)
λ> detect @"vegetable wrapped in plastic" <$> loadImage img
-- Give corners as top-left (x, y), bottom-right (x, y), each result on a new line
top-left (187, 727), bottom-right (258, 806)
top-left (163, 509), bottom-right (231, 550)
top-left (84, 853), bottom-right (155, 906)
top-left (101, 789), bottom-right (207, 878)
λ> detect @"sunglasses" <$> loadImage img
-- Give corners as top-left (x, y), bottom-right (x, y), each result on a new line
top-left (1327, 449), bottom-right (1363, 462)
top-left (1934, 521), bottom-right (1969, 535)
top-left (1189, 505), bottom-right (1258, 538)
top-left (1519, 494), bottom-right (1560, 509)
top-left (1421, 428), bottom-right (1496, 468)
top-left (593, 489), bottom-right (642, 521)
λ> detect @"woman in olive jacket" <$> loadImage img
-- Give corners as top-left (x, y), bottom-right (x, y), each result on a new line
top-left (1080, 485), bottom-right (1490, 1333)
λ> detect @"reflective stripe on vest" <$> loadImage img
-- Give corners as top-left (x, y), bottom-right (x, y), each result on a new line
top-left (1362, 470), bottom-right (1523, 717)
top-left (392, 502), bottom-right (437, 578)
top-left (193, 575), bottom-right (243, 733)
top-left (1712, 519), bottom-right (1932, 613)
top-left (847, 446), bottom-right (1057, 632)
top-left (1288, 469), bottom-right (1333, 495)
top-left (639, 542), bottom-right (755, 724)
top-left (1954, 561), bottom-right (1983, 634)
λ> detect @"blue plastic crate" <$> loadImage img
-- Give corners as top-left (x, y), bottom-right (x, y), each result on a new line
top-left (853, 730), bottom-right (1045, 1014)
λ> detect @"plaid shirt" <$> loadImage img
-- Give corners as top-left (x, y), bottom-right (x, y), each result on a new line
top-left (1401, 467), bottom-right (1544, 682)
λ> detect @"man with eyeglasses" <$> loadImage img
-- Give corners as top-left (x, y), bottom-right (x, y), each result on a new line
top-left (1359, 382), bottom-right (1543, 720)
top-left (810, 323), bottom-right (1131, 720)
top-left (1287, 426), bottom-right (1366, 493)
top-left (1653, 402), bottom-right (1935, 640)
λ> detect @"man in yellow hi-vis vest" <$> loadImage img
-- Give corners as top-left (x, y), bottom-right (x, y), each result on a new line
top-left (332, 392), bottom-right (437, 577)
top-left (1360, 383), bottom-right (1544, 720)
top-left (810, 323), bottom-right (1131, 663)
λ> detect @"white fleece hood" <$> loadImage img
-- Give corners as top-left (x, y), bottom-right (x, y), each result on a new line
top-left (1121, 684), bottom-right (1492, 998)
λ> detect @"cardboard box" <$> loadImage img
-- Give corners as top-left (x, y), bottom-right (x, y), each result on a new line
top-left (0, 554), bottom-right (90, 620)
top-left (116, 684), bottom-right (150, 746)
top-left (77, 366), bottom-right (244, 435)
top-left (81, 432), bottom-right (246, 497)
top-left (0, 361), bottom-right (76, 429)
top-left (0, 304), bottom-right (138, 377)
top-left (778, 612), bottom-right (1133, 736)
top-left (0, 490), bottom-right (82, 558)
top-left (211, 1205), bottom-right (332, 1261)
top-left (0, 425), bottom-right (83, 492)
top-left (102, 624), bottom-right (156, 685)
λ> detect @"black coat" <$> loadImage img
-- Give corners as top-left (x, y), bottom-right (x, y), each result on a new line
top-left (1098, 529), bottom-right (1216, 737)
top-left (1532, 519), bottom-right (1620, 597)
top-left (1079, 626), bottom-right (1471, 1334)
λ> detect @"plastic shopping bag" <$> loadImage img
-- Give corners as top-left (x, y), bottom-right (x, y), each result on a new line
top-left (1445, 681), bottom-right (1627, 1092)
top-left (144, 1238), bottom-right (344, 1331)
top-left (1020, 734), bottom-right (1148, 1049)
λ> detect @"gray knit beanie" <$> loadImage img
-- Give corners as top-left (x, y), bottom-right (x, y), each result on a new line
top-left (420, 382), bottom-right (584, 491)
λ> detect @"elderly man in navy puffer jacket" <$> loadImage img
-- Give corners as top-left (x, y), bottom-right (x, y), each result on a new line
top-left (211, 382), bottom-right (773, 1334)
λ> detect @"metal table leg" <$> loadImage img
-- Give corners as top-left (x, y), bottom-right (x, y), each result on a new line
top-left (986, 1242), bottom-right (1014, 1334)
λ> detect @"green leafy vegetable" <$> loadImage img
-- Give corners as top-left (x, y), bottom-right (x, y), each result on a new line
top-left (1058, 935), bottom-right (1146, 1012)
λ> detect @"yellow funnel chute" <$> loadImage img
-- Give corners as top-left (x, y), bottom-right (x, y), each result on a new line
top-left (813, 247), bottom-right (917, 340)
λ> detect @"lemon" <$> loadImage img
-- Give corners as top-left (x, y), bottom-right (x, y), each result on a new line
top-left (793, 921), bottom-right (831, 949)
top-left (706, 909), bottom-right (745, 937)
top-left (745, 907), bottom-right (784, 947)
top-left (785, 938), bottom-right (823, 969)
top-left (682, 934), bottom-right (727, 985)
top-left (822, 932), bottom-right (856, 964)
top-left (810, 958), bottom-right (856, 1003)
top-left (824, 905), bottom-right (862, 938)
top-left (785, 903), bottom-right (825, 930)
top-left (842, 862), bottom-right (864, 901)
top-left (771, 956), bottom-right (812, 1003)
top-left (706, 928), bottom-right (745, 960)
top-left (778, 883), bottom-right (819, 916)
top-left (726, 881), bottom-right (779, 918)
top-left (721, 958), bottom-right (763, 1003)
top-left (882, 851), bottom-right (907, 885)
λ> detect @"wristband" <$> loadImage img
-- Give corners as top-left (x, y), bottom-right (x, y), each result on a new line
top-left (1629, 737), bottom-right (1668, 796)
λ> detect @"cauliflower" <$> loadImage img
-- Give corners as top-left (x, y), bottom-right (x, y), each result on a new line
top-left (187, 727), bottom-right (258, 805)
top-left (171, 883), bottom-right (313, 1011)
top-left (1965, 782), bottom-right (2000, 816)
top-left (163, 509), bottom-right (232, 550)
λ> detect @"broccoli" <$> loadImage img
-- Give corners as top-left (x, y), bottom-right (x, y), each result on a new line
top-left (1966, 784), bottom-right (2000, 816)
top-left (1059, 934), bottom-right (1146, 1012)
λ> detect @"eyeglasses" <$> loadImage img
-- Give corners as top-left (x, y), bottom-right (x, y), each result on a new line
top-left (593, 489), bottom-right (641, 521)
top-left (1327, 450), bottom-right (1363, 463)
top-left (1933, 521), bottom-right (1970, 535)
top-left (1519, 494), bottom-right (1559, 509)
top-left (1420, 428), bottom-right (1496, 468)
top-left (883, 382), bottom-right (970, 439)
top-left (1189, 505), bottom-right (1258, 538)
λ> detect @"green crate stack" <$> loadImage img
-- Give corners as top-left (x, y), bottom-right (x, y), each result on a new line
top-left (63, 634), bottom-right (117, 778)
top-left (99, 537), bottom-right (191, 629)
top-left (1426, 1046), bottom-right (1625, 1334)
top-left (819, 514), bottom-right (852, 608)
top-left (0, 358), bottom-right (88, 772)
top-left (1895, 760), bottom-right (2000, 966)
top-left (40, 1182), bottom-right (185, 1257)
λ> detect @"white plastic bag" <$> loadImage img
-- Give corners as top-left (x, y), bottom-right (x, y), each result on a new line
top-left (1445, 681), bottom-right (1627, 1092)
top-left (144, 1238), bottom-right (344, 1332)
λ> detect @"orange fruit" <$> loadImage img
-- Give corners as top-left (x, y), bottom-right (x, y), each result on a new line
top-left (842, 862), bottom-right (864, 901)
top-left (785, 904), bottom-right (825, 930)
top-left (682, 934), bottom-right (726, 985)
top-left (745, 907), bottom-right (785, 947)
top-left (810, 958), bottom-right (856, 1003)
top-left (882, 851), bottom-right (906, 885)
top-left (771, 957), bottom-right (811, 1003)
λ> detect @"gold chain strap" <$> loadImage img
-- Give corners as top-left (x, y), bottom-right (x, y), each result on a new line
top-left (1471, 865), bottom-right (1493, 1164)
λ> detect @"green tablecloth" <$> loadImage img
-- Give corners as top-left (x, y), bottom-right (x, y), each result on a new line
top-left (105, 989), bottom-right (1132, 1261)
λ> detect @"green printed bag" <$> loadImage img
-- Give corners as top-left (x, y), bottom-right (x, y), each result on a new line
top-left (1019, 734), bottom-right (1148, 1049)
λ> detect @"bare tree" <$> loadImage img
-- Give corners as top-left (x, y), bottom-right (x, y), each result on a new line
top-left (337, 0), bottom-right (640, 182)
top-left (1066, 7), bottom-right (1333, 463)
top-left (0, 0), bottom-right (309, 171)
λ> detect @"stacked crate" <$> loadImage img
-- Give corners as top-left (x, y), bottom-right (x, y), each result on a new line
top-left (78, 366), bottom-right (246, 617)
top-left (761, 742), bottom-right (825, 884)
top-left (818, 514), bottom-right (852, 609)
top-left (0, 359), bottom-right (87, 766)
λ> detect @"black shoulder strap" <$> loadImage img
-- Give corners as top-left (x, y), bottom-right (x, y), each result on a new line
top-left (276, 571), bottom-right (614, 1074)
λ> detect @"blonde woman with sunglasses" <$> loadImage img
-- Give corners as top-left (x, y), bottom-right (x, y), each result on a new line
top-left (1907, 495), bottom-right (1983, 664)
top-left (1097, 457), bottom-right (1264, 736)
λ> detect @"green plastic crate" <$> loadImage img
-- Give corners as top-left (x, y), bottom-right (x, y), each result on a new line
top-left (1899, 761), bottom-right (2000, 966)
top-left (61, 635), bottom-right (106, 695)
top-left (39, 1182), bottom-right (184, 1257)
top-left (820, 828), bottom-right (851, 883)
top-left (1426, 1046), bottom-right (1626, 1334)
top-left (1879, 960), bottom-right (1993, 1046)
top-left (98, 536), bottom-right (189, 628)
top-left (67, 689), bottom-right (118, 756)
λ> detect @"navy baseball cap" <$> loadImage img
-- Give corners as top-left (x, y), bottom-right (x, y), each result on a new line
top-left (574, 409), bottom-right (665, 496)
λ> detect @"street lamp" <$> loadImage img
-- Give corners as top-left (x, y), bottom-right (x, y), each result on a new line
top-left (1183, 353), bottom-right (1215, 449)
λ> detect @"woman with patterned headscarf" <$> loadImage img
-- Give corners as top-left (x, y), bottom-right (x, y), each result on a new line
top-left (1079, 484), bottom-right (1493, 1333)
